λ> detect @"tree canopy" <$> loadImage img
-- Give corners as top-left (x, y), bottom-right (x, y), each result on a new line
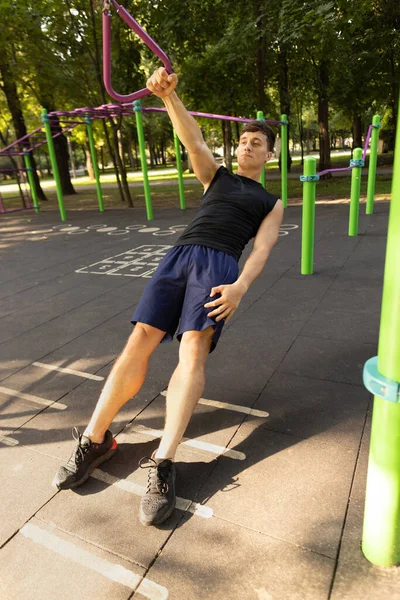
top-left (0, 0), bottom-right (399, 187)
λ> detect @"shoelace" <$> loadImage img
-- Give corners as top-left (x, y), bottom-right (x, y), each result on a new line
top-left (66, 427), bottom-right (91, 469)
top-left (139, 457), bottom-right (169, 495)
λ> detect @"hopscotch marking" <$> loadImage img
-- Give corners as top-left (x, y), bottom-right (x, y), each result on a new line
top-left (0, 386), bottom-right (67, 410)
top-left (160, 390), bottom-right (269, 418)
top-left (20, 523), bottom-right (168, 600)
top-left (75, 245), bottom-right (172, 278)
top-left (92, 469), bottom-right (213, 519)
top-left (33, 362), bottom-right (104, 381)
top-left (0, 434), bottom-right (19, 446)
top-left (128, 424), bottom-right (246, 460)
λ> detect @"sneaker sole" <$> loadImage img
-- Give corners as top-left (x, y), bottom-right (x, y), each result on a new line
top-left (53, 440), bottom-right (118, 490)
top-left (140, 497), bottom-right (176, 527)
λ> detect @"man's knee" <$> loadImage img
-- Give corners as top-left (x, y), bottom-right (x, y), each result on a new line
top-left (125, 323), bottom-right (165, 354)
top-left (179, 328), bottom-right (213, 370)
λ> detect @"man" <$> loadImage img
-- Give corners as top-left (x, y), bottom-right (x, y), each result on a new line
top-left (53, 67), bottom-right (284, 527)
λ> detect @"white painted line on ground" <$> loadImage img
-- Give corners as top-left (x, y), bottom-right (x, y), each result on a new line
top-left (0, 386), bottom-right (67, 410)
top-left (0, 434), bottom-right (19, 446)
top-left (129, 424), bottom-right (246, 461)
top-left (33, 362), bottom-right (104, 381)
top-left (160, 390), bottom-right (269, 418)
top-left (92, 469), bottom-right (213, 519)
top-left (20, 523), bottom-right (168, 600)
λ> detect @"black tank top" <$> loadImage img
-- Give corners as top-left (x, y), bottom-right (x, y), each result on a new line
top-left (175, 166), bottom-right (279, 261)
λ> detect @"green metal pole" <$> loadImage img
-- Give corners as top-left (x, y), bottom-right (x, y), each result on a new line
top-left (366, 115), bottom-right (381, 215)
top-left (174, 129), bottom-right (186, 210)
top-left (348, 147), bottom-right (363, 236)
top-left (23, 149), bottom-right (39, 213)
top-left (281, 114), bottom-right (288, 208)
top-left (41, 109), bottom-right (66, 222)
top-left (362, 98), bottom-right (400, 567)
top-left (133, 100), bottom-right (153, 221)
top-left (256, 110), bottom-right (266, 188)
top-left (301, 157), bottom-right (317, 275)
top-left (85, 117), bottom-right (104, 213)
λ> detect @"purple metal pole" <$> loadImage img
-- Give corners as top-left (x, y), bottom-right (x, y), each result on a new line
top-left (142, 106), bottom-right (284, 124)
top-left (103, 0), bottom-right (172, 103)
top-left (0, 126), bottom-right (43, 154)
top-left (317, 126), bottom-right (373, 178)
top-left (363, 125), bottom-right (374, 161)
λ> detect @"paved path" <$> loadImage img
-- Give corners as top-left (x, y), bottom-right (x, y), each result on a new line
top-left (0, 202), bottom-right (397, 599)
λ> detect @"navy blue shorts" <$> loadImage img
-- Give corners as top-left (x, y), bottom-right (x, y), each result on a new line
top-left (131, 245), bottom-right (239, 352)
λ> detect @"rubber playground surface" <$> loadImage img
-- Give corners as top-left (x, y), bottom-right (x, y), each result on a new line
top-left (0, 201), bottom-right (398, 599)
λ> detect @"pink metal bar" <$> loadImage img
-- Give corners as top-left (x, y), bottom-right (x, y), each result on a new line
top-left (0, 126), bottom-right (43, 154)
top-left (0, 168), bottom-right (29, 173)
top-left (142, 106), bottom-right (284, 125)
top-left (103, 0), bottom-right (172, 103)
top-left (363, 125), bottom-right (373, 160)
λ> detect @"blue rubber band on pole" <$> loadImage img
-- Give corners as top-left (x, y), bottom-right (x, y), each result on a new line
top-left (350, 159), bottom-right (365, 167)
top-left (372, 124), bottom-right (382, 129)
top-left (300, 175), bottom-right (320, 182)
top-left (363, 357), bottom-right (400, 403)
top-left (133, 100), bottom-right (143, 112)
top-left (281, 120), bottom-right (289, 125)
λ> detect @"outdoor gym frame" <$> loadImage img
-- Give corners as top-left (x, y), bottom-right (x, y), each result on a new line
top-left (300, 115), bottom-right (381, 275)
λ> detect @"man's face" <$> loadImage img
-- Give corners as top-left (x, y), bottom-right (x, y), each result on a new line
top-left (236, 131), bottom-right (272, 170)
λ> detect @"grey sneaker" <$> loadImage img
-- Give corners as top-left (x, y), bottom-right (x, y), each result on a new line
top-left (139, 456), bottom-right (176, 526)
top-left (52, 427), bottom-right (117, 490)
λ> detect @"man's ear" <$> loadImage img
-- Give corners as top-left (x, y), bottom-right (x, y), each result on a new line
top-left (264, 151), bottom-right (273, 163)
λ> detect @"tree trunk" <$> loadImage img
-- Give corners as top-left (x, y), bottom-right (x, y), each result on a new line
top-left (126, 130), bottom-right (135, 170)
top-left (388, 50), bottom-right (398, 151)
top-left (46, 112), bottom-right (76, 195)
top-left (222, 121), bottom-right (232, 172)
top-left (352, 112), bottom-right (362, 149)
top-left (110, 122), bottom-right (133, 206)
top-left (278, 45), bottom-right (292, 172)
top-left (100, 146), bottom-right (105, 173)
top-left (67, 135), bottom-right (77, 178)
top-left (256, 14), bottom-right (266, 110)
top-left (306, 128), bottom-right (310, 154)
top-left (317, 60), bottom-right (331, 175)
top-left (0, 55), bottom-right (47, 201)
top-left (85, 143), bottom-right (95, 180)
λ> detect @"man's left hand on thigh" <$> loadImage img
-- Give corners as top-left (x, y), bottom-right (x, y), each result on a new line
top-left (204, 281), bottom-right (246, 322)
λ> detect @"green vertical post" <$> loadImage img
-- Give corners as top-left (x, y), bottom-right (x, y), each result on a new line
top-left (23, 149), bottom-right (39, 213)
top-left (256, 110), bottom-right (266, 188)
top-left (348, 147), bottom-right (363, 236)
top-left (41, 109), bottom-right (66, 222)
top-left (85, 117), bottom-right (104, 213)
top-left (133, 99), bottom-right (153, 221)
top-left (301, 157), bottom-right (317, 275)
top-left (362, 98), bottom-right (400, 567)
top-left (281, 114), bottom-right (288, 208)
top-left (174, 130), bottom-right (186, 210)
top-left (366, 115), bottom-right (381, 215)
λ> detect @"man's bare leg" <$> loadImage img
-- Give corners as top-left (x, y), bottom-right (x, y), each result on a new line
top-left (84, 323), bottom-right (166, 443)
top-left (138, 327), bottom-right (213, 525)
top-left (155, 326), bottom-right (213, 460)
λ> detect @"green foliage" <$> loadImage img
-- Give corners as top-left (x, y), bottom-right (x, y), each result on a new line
top-left (0, 0), bottom-right (399, 162)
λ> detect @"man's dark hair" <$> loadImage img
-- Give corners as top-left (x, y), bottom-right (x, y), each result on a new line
top-left (240, 121), bottom-right (275, 152)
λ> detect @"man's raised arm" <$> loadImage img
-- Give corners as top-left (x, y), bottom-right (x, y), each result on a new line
top-left (147, 67), bottom-right (218, 189)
